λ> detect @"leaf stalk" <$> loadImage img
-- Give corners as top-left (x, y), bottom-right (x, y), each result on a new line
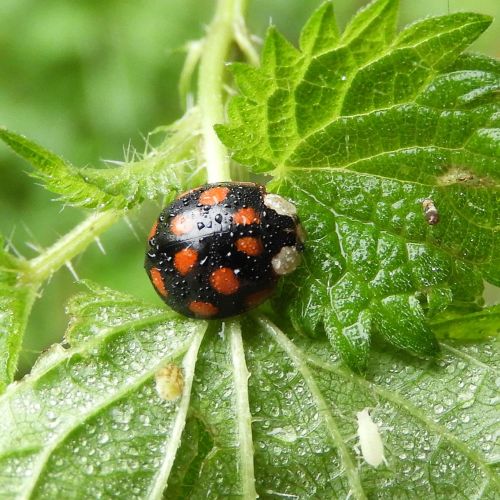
top-left (20, 209), bottom-right (122, 285)
top-left (198, 0), bottom-right (251, 183)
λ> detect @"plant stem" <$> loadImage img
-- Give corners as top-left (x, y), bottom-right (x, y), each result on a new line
top-left (198, 0), bottom-right (250, 183)
top-left (21, 209), bottom-right (122, 285)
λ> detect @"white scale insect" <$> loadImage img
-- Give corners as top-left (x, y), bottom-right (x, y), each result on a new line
top-left (356, 408), bottom-right (387, 467)
top-left (155, 364), bottom-right (184, 401)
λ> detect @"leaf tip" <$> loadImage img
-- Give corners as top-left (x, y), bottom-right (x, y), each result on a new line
top-left (299, 0), bottom-right (339, 54)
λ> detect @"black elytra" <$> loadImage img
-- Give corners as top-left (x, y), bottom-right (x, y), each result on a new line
top-left (144, 182), bottom-right (305, 319)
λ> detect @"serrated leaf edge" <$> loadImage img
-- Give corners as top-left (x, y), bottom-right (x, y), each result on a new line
top-left (2, 316), bottom-right (208, 499)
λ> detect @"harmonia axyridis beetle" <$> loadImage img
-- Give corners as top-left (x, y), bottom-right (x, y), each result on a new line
top-left (145, 182), bottom-right (305, 319)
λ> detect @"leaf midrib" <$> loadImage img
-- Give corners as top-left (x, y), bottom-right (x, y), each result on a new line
top-left (229, 321), bottom-right (257, 500)
top-left (257, 315), bottom-right (367, 500)
top-left (286, 144), bottom-right (498, 180)
top-left (147, 328), bottom-right (205, 500)
top-left (303, 345), bottom-right (500, 490)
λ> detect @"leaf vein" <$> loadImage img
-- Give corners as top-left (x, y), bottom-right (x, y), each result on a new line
top-left (304, 351), bottom-right (500, 489)
top-left (257, 315), bottom-right (367, 500)
top-left (18, 334), bottom-right (201, 500)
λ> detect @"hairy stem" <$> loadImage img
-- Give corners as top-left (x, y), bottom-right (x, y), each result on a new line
top-left (21, 209), bottom-right (122, 285)
top-left (198, 0), bottom-right (250, 183)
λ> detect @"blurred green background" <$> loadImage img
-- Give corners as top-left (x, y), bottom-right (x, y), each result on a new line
top-left (0, 0), bottom-right (498, 375)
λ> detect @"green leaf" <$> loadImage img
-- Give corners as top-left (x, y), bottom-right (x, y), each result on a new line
top-left (431, 305), bottom-right (500, 340)
top-left (0, 109), bottom-right (201, 209)
top-left (298, 2), bottom-right (338, 56)
top-left (1, 295), bottom-right (498, 498)
top-left (0, 238), bottom-right (37, 393)
top-left (0, 128), bottom-right (119, 209)
top-left (166, 321), bottom-right (257, 499)
top-left (217, 0), bottom-right (499, 369)
top-left (0, 284), bottom-right (207, 498)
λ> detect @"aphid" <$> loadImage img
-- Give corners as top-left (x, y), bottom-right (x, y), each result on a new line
top-left (356, 408), bottom-right (387, 467)
top-left (145, 182), bottom-right (304, 319)
top-left (422, 198), bottom-right (440, 225)
top-left (155, 364), bottom-right (184, 401)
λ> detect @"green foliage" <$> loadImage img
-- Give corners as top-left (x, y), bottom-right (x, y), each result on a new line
top-left (0, 109), bottom-right (201, 209)
top-left (0, 286), bottom-right (498, 498)
top-left (218, 0), bottom-right (499, 370)
top-left (0, 284), bottom-right (206, 498)
top-left (0, 239), bottom-right (36, 392)
top-left (432, 304), bottom-right (500, 339)
top-left (0, 0), bottom-right (498, 498)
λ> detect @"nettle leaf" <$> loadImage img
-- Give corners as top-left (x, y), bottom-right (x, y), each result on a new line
top-left (0, 109), bottom-right (201, 209)
top-left (0, 287), bottom-right (498, 498)
top-left (431, 304), bottom-right (500, 340)
top-left (1, 2), bottom-right (498, 498)
top-left (217, 0), bottom-right (500, 370)
top-left (0, 238), bottom-right (37, 393)
top-left (0, 284), bottom-right (207, 498)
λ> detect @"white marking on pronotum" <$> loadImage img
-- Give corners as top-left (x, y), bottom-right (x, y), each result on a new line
top-left (356, 408), bottom-right (387, 467)
top-left (263, 193), bottom-right (297, 217)
top-left (271, 246), bottom-right (301, 275)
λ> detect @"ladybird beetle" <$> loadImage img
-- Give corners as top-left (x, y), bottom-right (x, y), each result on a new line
top-left (145, 182), bottom-right (305, 319)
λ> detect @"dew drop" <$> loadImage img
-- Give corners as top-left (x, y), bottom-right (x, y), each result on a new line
top-left (434, 404), bottom-right (444, 414)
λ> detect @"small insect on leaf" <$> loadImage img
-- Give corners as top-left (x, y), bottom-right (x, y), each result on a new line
top-left (155, 363), bottom-right (185, 401)
top-left (145, 182), bottom-right (304, 318)
top-left (356, 408), bottom-right (387, 467)
top-left (422, 199), bottom-right (440, 225)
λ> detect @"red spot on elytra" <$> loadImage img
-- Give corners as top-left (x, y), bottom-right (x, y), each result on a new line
top-left (150, 268), bottom-right (168, 297)
top-left (235, 237), bottom-right (263, 256)
top-left (245, 289), bottom-right (273, 308)
top-left (210, 267), bottom-right (240, 295)
top-left (170, 214), bottom-right (193, 236)
top-left (174, 248), bottom-right (198, 275)
top-left (233, 207), bottom-right (260, 225)
top-left (189, 301), bottom-right (219, 317)
top-left (199, 187), bottom-right (229, 205)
